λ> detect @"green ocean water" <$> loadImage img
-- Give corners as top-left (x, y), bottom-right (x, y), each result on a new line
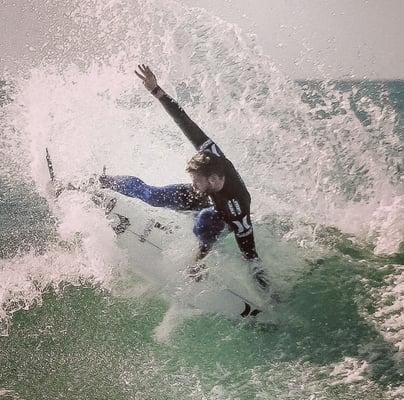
top-left (0, 256), bottom-right (402, 399)
top-left (1, 124), bottom-right (403, 399)
top-left (0, 23), bottom-right (403, 397)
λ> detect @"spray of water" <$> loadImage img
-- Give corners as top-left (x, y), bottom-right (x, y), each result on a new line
top-left (1, 0), bottom-right (403, 333)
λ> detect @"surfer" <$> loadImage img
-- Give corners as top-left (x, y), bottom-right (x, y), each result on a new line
top-left (100, 65), bottom-right (269, 289)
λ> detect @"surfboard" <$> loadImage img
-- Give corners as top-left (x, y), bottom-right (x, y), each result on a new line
top-left (45, 149), bottom-right (274, 321)
top-left (101, 191), bottom-right (271, 317)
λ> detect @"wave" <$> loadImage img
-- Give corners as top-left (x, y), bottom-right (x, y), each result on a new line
top-left (0, 0), bottom-right (402, 341)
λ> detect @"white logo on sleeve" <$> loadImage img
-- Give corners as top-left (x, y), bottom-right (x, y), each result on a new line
top-left (200, 139), bottom-right (221, 157)
top-left (233, 216), bottom-right (253, 237)
top-left (210, 143), bottom-right (220, 157)
top-left (227, 199), bottom-right (242, 216)
top-left (200, 139), bottom-right (213, 151)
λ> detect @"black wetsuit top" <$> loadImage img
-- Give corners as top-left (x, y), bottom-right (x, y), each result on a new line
top-left (153, 86), bottom-right (258, 260)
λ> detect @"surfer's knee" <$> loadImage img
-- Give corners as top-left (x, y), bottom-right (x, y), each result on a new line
top-left (193, 208), bottom-right (225, 244)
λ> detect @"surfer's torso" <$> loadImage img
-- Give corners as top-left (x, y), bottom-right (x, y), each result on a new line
top-left (155, 88), bottom-right (258, 259)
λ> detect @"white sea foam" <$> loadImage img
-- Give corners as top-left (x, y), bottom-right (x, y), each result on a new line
top-left (330, 357), bottom-right (370, 384)
top-left (0, 188), bottom-right (126, 336)
top-left (372, 265), bottom-right (404, 354)
top-left (153, 302), bottom-right (200, 343)
top-left (369, 196), bottom-right (404, 256)
top-left (0, 247), bottom-right (110, 336)
top-left (1, 0), bottom-right (402, 344)
top-left (2, 0), bottom-right (400, 256)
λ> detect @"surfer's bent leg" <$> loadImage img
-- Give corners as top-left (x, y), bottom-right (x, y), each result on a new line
top-left (99, 175), bottom-right (209, 211)
top-left (193, 207), bottom-right (226, 259)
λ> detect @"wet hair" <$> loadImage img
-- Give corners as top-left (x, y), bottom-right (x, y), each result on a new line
top-left (186, 152), bottom-right (225, 178)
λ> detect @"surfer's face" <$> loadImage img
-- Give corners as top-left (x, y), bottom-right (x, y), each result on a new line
top-left (190, 172), bottom-right (224, 194)
top-left (190, 172), bottom-right (211, 193)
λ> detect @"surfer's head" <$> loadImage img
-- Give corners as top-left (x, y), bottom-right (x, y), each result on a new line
top-left (186, 152), bottom-right (225, 194)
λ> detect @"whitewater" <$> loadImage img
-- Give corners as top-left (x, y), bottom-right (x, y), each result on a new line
top-left (0, 0), bottom-right (403, 398)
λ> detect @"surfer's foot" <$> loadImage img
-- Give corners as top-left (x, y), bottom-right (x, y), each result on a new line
top-left (185, 263), bottom-right (208, 282)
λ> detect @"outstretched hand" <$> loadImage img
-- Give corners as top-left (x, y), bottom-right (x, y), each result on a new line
top-left (135, 64), bottom-right (158, 92)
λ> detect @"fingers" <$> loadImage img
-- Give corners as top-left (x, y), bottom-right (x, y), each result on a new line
top-left (147, 66), bottom-right (156, 79)
top-left (135, 64), bottom-right (157, 90)
top-left (136, 64), bottom-right (146, 79)
top-left (136, 64), bottom-right (155, 77)
top-left (137, 64), bottom-right (149, 75)
top-left (135, 70), bottom-right (145, 81)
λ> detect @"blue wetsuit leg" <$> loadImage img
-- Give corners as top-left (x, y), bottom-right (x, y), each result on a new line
top-left (100, 175), bottom-right (209, 211)
top-left (101, 175), bottom-right (225, 249)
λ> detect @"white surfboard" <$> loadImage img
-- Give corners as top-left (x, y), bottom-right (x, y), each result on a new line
top-left (45, 149), bottom-right (274, 321)
top-left (97, 190), bottom-right (274, 321)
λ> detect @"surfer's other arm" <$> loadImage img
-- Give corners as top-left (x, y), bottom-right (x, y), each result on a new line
top-left (135, 64), bottom-right (211, 150)
top-left (228, 214), bottom-right (258, 260)
top-left (229, 215), bottom-right (270, 290)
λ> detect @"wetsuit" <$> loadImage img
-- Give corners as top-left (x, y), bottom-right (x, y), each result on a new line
top-left (101, 86), bottom-right (259, 261)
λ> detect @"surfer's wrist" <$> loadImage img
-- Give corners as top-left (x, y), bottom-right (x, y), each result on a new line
top-left (151, 85), bottom-right (165, 99)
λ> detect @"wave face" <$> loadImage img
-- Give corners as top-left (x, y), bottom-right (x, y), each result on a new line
top-left (2, 0), bottom-right (402, 253)
top-left (0, 1), bottom-right (403, 399)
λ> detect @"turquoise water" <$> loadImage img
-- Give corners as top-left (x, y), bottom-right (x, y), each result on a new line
top-left (1, 0), bottom-right (403, 398)
top-left (0, 171), bottom-right (402, 399)
top-left (0, 260), bottom-right (401, 399)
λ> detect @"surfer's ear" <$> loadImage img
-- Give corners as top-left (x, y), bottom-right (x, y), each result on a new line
top-left (208, 174), bottom-right (224, 185)
top-left (207, 174), bottom-right (217, 183)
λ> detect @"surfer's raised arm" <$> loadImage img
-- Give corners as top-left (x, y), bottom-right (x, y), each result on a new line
top-left (135, 64), bottom-right (211, 151)
top-left (132, 64), bottom-right (270, 291)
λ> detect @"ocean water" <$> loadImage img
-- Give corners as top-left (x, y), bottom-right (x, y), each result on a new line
top-left (0, 1), bottom-right (403, 399)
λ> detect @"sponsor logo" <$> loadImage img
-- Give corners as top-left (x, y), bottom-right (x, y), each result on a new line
top-left (233, 216), bottom-right (252, 237)
top-left (200, 140), bottom-right (221, 157)
top-left (227, 199), bottom-right (242, 216)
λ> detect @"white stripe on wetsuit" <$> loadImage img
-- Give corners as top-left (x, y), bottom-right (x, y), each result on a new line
top-left (233, 216), bottom-right (252, 237)
top-left (200, 139), bottom-right (220, 157)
